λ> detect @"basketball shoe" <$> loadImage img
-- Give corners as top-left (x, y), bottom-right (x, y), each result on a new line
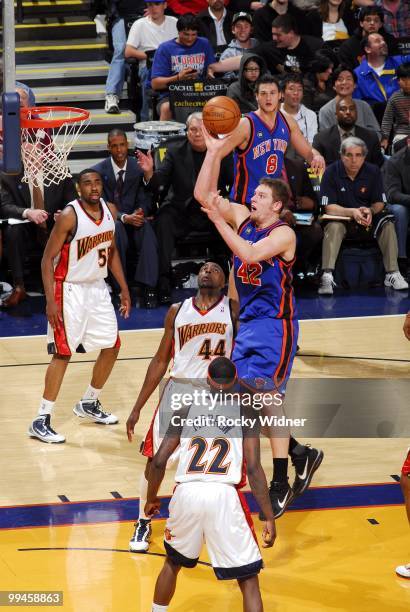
top-left (129, 519), bottom-right (152, 552)
top-left (73, 399), bottom-right (118, 424)
top-left (396, 563), bottom-right (410, 579)
top-left (28, 415), bottom-right (65, 443)
top-left (259, 479), bottom-right (294, 520)
top-left (291, 445), bottom-right (324, 497)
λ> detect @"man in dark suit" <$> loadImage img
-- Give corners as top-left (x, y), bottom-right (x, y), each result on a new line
top-left (197, 0), bottom-right (233, 53)
top-left (92, 129), bottom-right (158, 308)
top-left (0, 173), bottom-right (77, 307)
top-left (313, 98), bottom-right (384, 167)
top-left (137, 112), bottom-right (233, 303)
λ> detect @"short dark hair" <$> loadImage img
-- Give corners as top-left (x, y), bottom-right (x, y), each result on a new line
top-left (108, 128), bottom-right (127, 143)
top-left (397, 62), bottom-right (410, 79)
top-left (271, 14), bottom-right (299, 35)
top-left (331, 64), bottom-right (357, 85)
top-left (359, 6), bottom-right (384, 22)
top-left (281, 73), bottom-right (304, 91)
top-left (308, 52), bottom-right (334, 75)
top-left (78, 168), bottom-right (102, 182)
top-left (360, 33), bottom-right (384, 54)
top-left (177, 13), bottom-right (200, 32)
top-left (259, 178), bottom-right (290, 210)
top-left (255, 74), bottom-right (280, 93)
top-left (208, 357), bottom-right (237, 390)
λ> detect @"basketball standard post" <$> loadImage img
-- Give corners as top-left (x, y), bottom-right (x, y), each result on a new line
top-left (1, 0), bottom-right (22, 174)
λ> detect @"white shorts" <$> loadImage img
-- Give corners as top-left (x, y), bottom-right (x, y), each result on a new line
top-left (141, 379), bottom-right (185, 465)
top-left (164, 481), bottom-right (263, 580)
top-left (47, 279), bottom-right (120, 356)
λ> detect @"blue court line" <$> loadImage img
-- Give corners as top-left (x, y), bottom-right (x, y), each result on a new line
top-left (0, 483), bottom-right (404, 530)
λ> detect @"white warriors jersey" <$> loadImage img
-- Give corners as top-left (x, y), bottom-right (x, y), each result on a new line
top-left (170, 295), bottom-right (234, 379)
top-left (175, 396), bottom-right (244, 485)
top-left (54, 198), bottom-right (115, 283)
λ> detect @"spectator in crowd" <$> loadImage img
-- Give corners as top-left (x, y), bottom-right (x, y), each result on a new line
top-left (319, 65), bottom-right (381, 136)
top-left (210, 13), bottom-right (323, 76)
top-left (136, 112), bottom-right (233, 303)
top-left (92, 130), bottom-right (158, 308)
top-left (282, 156), bottom-right (323, 275)
top-left (218, 12), bottom-right (258, 80)
top-left (380, 62), bottom-right (410, 151)
top-left (318, 136), bottom-right (408, 295)
top-left (372, 0), bottom-right (410, 39)
top-left (338, 6), bottom-right (399, 70)
top-left (124, 0), bottom-right (178, 122)
top-left (313, 97), bottom-right (384, 166)
top-left (226, 53), bottom-right (266, 113)
top-left (197, 0), bottom-right (233, 52)
top-left (383, 135), bottom-right (410, 277)
top-left (354, 32), bottom-right (406, 122)
top-left (0, 172), bottom-right (77, 307)
top-left (151, 13), bottom-right (215, 120)
top-left (280, 73), bottom-right (318, 147)
top-left (252, 0), bottom-right (307, 43)
top-left (315, 0), bottom-right (357, 45)
top-left (303, 52), bottom-right (335, 112)
top-left (104, 0), bottom-right (145, 114)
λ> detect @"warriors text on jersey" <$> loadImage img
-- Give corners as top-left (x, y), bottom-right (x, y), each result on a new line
top-left (170, 296), bottom-right (234, 378)
top-left (54, 198), bottom-right (115, 283)
top-left (230, 111), bottom-right (291, 205)
top-left (234, 218), bottom-right (296, 322)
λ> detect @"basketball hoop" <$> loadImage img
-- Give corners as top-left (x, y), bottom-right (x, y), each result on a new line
top-left (20, 106), bottom-right (90, 187)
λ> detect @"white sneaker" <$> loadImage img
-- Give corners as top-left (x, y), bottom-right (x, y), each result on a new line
top-left (105, 94), bottom-right (120, 114)
top-left (384, 271), bottom-right (409, 291)
top-left (28, 415), bottom-right (66, 443)
top-left (396, 563), bottom-right (410, 578)
top-left (129, 519), bottom-right (152, 552)
top-left (318, 271), bottom-right (336, 295)
top-left (73, 399), bottom-right (118, 424)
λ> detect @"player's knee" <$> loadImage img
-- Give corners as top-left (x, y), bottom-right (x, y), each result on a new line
top-left (52, 354), bottom-right (71, 364)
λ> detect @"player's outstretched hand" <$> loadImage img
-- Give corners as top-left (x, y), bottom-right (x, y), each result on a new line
top-left (201, 124), bottom-right (227, 148)
top-left (119, 288), bottom-right (131, 318)
top-left (261, 519), bottom-right (276, 548)
top-left (310, 153), bottom-right (326, 176)
top-left (144, 499), bottom-right (161, 517)
top-left (126, 407), bottom-right (141, 442)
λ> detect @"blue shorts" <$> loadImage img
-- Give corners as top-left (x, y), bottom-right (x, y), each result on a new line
top-left (233, 318), bottom-right (299, 394)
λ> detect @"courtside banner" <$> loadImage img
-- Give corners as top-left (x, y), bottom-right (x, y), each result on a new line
top-left (169, 79), bottom-right (230, 123)
top-left (158, 378), bottom-right (410, 438)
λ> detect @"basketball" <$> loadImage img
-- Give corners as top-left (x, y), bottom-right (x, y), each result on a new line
top-left (202, 96), bottom-right (241, 135)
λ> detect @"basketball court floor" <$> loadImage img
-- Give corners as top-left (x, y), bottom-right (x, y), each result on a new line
top-left (0, 287), bottom-right (409, 611)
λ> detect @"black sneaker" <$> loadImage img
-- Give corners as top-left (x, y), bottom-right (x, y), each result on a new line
top-left (129, 519), bottom-right (152, 552)
top-left (291, 446), bottom-right (324, 497)
top-left (259, 480), bottom-right (294, 520)
top-left (28, 415), bottom-right (65, 443)
top-left (73, 399), bottom-right (118, 424)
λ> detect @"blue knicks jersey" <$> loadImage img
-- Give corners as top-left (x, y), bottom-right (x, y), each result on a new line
top-left (230, 111), bottom-right (291, 205)
top-left (234, 219), bottom-right (297, 322)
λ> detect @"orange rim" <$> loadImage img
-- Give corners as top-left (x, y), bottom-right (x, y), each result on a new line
top-left (20, 106), bottom-right (90, 129)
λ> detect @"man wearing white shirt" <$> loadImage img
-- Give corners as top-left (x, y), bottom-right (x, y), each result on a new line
top-left (125, 0), bottom-right (178, 121)
top-left (280, 74), bottom-right (318, 153)
top-left (197, 0), bottom-right (233, 51)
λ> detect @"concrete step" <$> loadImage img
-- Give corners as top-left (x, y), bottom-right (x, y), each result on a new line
top-left (8, 17), bottom-right (96, 42)
top-left (16, 0), bottom-right (92, 17)
top-left (16, 61), bottom-right (109, 87)
top-left (16, 38), bottom-right (107, 64)
top-left (65, 130), bottom-right (136, 157)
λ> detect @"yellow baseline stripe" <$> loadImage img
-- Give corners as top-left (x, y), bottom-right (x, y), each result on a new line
top-left (10, 21), bottom-right (93, 29)
top-left (17, 66), bottom-right (108, 74)
top-left (18, 1), bottom-right (83, 6)
top-left (16, 43), bottom-right (106, 51)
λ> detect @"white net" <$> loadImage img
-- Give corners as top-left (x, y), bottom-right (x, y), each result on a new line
top-left (20, 107), bottom-right (90, 187)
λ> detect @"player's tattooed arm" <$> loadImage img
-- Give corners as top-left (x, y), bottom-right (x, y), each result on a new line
top-left (126, 304), bottom-right (180, 441)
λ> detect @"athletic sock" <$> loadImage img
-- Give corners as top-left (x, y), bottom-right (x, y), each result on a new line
top-left (38, 398), bottom-right (55, 416)
top-left (82, 385), bottom-right (101, 401)
top-left (139, 473), bottom-right (151, 521)
top-left (152, 604), bottom-right (168, 612)
top-left (273, 458), bottom-right (288, 483)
